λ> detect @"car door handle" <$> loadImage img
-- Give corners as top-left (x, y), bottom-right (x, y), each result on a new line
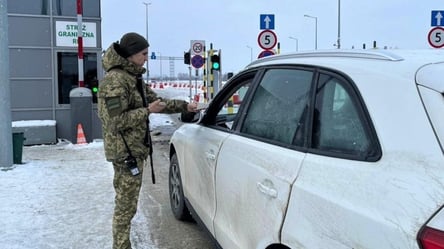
top-left (205, 151), bottom-right (216, 161)
top-left (257, 181), bottom-right (278, 198)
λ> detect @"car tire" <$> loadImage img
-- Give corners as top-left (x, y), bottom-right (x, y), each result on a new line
top-left (169, 153), bottom-right (193, 221)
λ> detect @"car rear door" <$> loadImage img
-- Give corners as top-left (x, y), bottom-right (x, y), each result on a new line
top-left (213, 68), bottom-right (313, 249)
top-left (281, 69), bottom-right (444, 249)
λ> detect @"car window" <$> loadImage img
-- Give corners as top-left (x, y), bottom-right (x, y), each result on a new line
top-left (241, 69), bottom-right (313, 145)
top-left (215, 81), bottom-right (251, 129)
top-left (312, 73), bottom-right (371, 155)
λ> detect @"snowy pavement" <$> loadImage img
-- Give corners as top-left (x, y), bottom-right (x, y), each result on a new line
top-left (0, 88), bottom-right (210, 249)
top-left (0, 112), bottom-right (209, 249)
top-left (0, 141), bottom-right (115, 249)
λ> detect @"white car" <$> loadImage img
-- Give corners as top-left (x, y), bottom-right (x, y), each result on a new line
top-left (168, 50), bottom-right (444, 249)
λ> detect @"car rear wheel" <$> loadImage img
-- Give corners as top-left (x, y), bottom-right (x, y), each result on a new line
top-left (169, 153), bottom-right (192, 221)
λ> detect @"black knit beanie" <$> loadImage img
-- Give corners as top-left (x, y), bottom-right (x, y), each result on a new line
top-left (118, 32), bottom-right (149, 58)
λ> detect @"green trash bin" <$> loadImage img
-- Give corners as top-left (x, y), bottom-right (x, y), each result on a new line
top-left (12, 132), bottom-right (25, 164)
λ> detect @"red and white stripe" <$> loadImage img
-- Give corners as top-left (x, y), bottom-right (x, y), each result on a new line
top-left (77, 0), bottom-right (84, 87)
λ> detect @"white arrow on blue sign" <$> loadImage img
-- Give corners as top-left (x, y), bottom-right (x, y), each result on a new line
top-left (431, 10), bottom-right (444, 26)
top-left (260, 14), bottom-right (275, 30)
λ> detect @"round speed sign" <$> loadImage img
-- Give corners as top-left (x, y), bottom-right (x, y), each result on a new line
top-left (257, 29), bottom-right (277, 50)
top-left (428, 27), bottom-right (444, 48)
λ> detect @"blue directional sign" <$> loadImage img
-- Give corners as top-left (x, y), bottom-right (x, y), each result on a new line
top-left (150, 52), bottom-right (156, 60)
top-left (260, 14), bottom-right (275, 30)
top-left (431, 10), bottom-right (444, 26)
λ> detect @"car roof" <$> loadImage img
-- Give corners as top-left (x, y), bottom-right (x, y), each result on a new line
top-left (245, 49), bottom-right (444, 92)
top-left (246, 49), bottom-right (444, 67)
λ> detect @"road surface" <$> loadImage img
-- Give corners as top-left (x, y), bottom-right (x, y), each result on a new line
top-left (132, 118), bottom-right (215, 249)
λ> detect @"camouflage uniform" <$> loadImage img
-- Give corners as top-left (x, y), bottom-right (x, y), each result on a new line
top-left (98, 43), bottom-right (189, 249)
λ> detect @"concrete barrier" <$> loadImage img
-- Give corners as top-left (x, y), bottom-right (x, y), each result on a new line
top-left (12, 120), bottom-right (57, 145)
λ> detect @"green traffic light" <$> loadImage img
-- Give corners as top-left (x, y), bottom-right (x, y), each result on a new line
top-left (211, 54), bottom-right (220, 70)
top-left (92, 87), bottom-right (98, 93)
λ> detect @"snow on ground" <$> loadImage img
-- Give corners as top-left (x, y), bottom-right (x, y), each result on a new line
top-left (0, 141), bottom-right (115, 249)
top-left (1, 113), bottom-right (178, 249)
top-left (0, 87), bottom-right (195, 249)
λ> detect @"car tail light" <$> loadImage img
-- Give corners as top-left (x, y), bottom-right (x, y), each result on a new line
top-left (419, 226), bottom-right (444, 249)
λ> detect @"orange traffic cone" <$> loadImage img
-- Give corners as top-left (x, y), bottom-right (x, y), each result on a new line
top-left (76, 123), bottom-right (87, 144)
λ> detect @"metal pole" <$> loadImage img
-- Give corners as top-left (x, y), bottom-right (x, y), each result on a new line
top-left (304, 14), bottom-right (318, 50)
top-left (76, 0), bottom-right (84, 87)
top-left (194, 69), bottom-right (198, 102)
top-left (202, 45), bottom-right (206, 101)
top-left (159, 52), bottom-right (162, 81)
top-left (337, 0), bottom-right (341, 49)
top-left (246, 45), bottom-right (253, 62)
top-left (188, 66), bottom-right (192, 102)
top-left (143, 2), bottom-right (151, 81)
top-left (289, 36), bottom-right (298, 51)
top-left (315, 17), bottom-right (318, 50)
top-left (216, 49), bottom-right (221, 93)
top-left (0, 0), bottom-right (13, 167)
top-left (209, 43), bottom-right (214, 101)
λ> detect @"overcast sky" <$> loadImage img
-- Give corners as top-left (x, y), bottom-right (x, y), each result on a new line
top-left (101, 0), bottom-right (441, 77)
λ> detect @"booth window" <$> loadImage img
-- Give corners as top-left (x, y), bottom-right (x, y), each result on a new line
top-left (52, 0), bottom-right (100, 17)
top-left (7, 0), bottom-right (100, 17)
top-left (7, 0), bottom-right (50, 15)
top-left (57, 52), bottom-right (98, 104)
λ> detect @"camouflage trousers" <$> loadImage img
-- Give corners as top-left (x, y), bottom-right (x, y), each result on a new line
top-left (112, 157), bottom-right (145, 249)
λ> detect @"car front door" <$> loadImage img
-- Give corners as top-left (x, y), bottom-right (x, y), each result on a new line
top-left (180, 124), bottom-right (230, 236)
top-left (182, 71), bottom-right (256, 236)
top-left (213, 68), bottom-right (313, 249)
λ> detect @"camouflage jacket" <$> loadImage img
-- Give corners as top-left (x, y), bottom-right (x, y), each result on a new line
top-left (98, 43), bottom-right (189, 162)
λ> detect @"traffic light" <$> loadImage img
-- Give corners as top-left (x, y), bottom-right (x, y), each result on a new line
top-left (88, 79), bottom-right (99, 103)
top-left (211, 54), bottom-right (220, 70)
top-left (184, 51), bottom-right (190, 65)
top-left (91, 81), bottom-right (99, 94)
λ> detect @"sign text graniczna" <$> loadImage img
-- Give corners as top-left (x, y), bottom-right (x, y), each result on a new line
top-left (55, 21), bottom-right (97, 47)
top-left (59, 24), bottom-right (93, 38)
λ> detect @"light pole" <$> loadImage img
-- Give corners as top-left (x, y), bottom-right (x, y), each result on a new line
top-left (288, 36), bottom-right (298, 51)
top-left (246, 45), bottom-right (253, 62)
top-left (143, 2), bottom-right (151, 81)
top-left (304, 14), bottom-right (318, 50)
top-left (159, 52), bottom-right (162, 81)
top-left (337, 0), bottom-right (341, 49)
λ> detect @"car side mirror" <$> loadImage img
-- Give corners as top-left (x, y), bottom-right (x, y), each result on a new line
top-left (180, 111), bottom-right (201, 123)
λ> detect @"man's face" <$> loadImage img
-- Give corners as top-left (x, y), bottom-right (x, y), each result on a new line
top-left (128, 48), bottom-right (148, 67)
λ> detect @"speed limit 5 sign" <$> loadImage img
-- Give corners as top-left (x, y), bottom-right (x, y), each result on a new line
top-left (257, 29), bottom-right (277, 50)
top-left (428, 27), bottom-right (444, 48)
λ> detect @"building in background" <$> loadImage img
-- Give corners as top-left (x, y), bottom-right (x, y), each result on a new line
top-left (7, 0), bottom-right (102, 141)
